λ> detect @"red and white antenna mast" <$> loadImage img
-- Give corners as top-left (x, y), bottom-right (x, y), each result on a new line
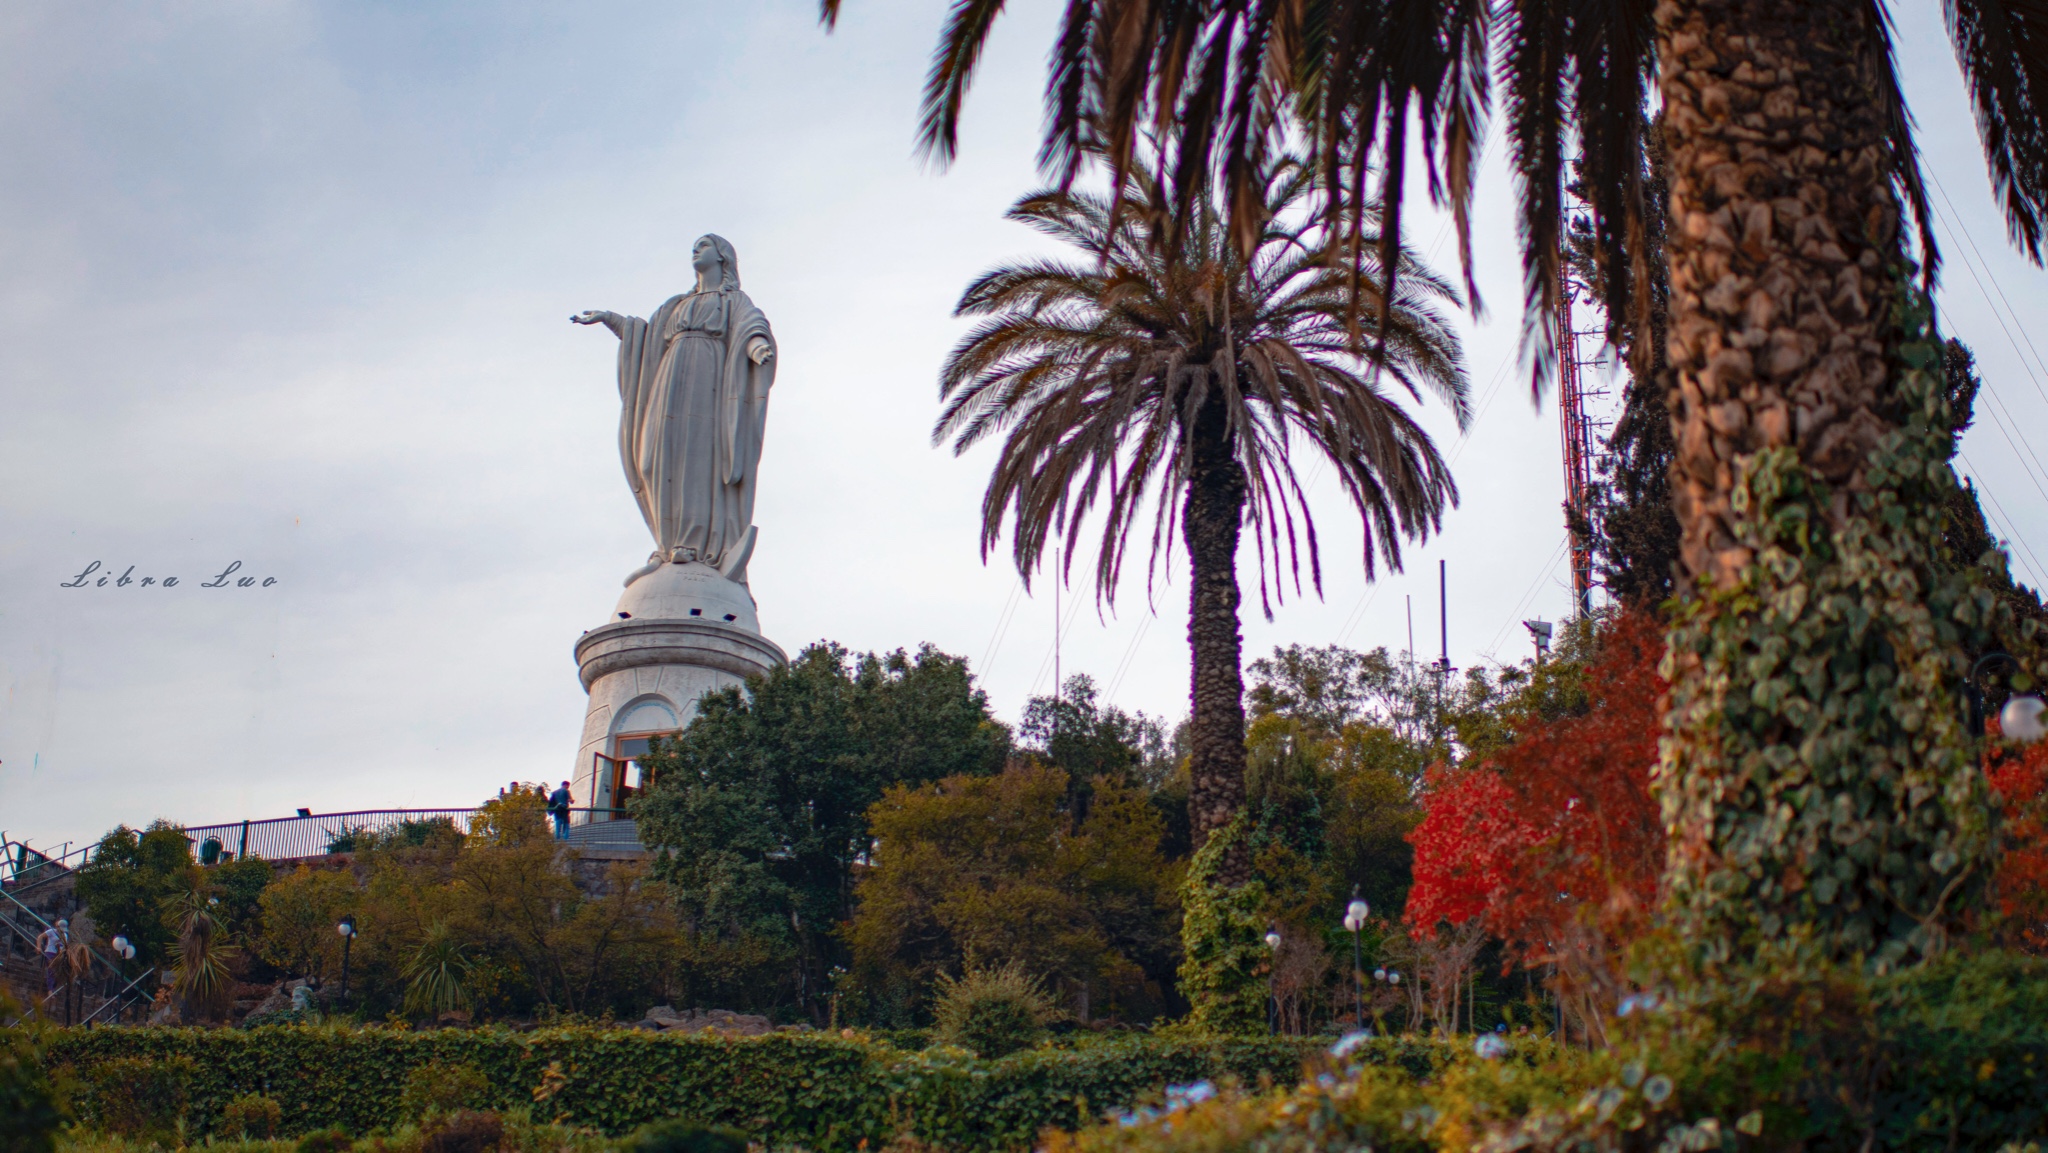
top-left (1556, 286), bottom-right (1602, 617)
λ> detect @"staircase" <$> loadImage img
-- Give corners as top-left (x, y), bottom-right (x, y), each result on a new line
top-left (0, 863), bottom-right (150, 1024)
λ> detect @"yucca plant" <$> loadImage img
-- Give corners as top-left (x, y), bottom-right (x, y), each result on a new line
top-left (166, 890), bottom-right (236, 1022)
top-left (403, 923), bottom-right (474, 1019)
top-left (938, 138), bottom-right (1467, 876)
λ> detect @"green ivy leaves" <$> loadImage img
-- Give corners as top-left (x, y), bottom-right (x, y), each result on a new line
top-left (1657, 277), bottom-right (2008, 974)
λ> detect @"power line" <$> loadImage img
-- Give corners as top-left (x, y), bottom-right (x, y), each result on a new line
top-left (1922, 206), bottom-right (2048, 497)
top-left (1960, 452), bottom-right (2048, 589)
top-left (979, 577), bottom-right (1027, 678)
top-left (1484, 537), bottom-right (1570, 660)
top-left (1104, 607), bottom-right (1157, 703)
top-left (1030, 586), bottom-right (1089, 698)
top-left (1335, 586), bottom-right (1382, 647)
top-left (1921, 183), bottom-right (2048, 580)
top-left (1931, 174), bottom-right (2048, 399)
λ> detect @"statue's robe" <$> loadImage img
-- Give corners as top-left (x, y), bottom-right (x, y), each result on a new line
top-left (610, 288), bottom-right (776, 583)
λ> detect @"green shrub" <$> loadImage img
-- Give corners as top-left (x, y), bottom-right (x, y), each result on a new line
top-left (619, 1119), bottom-right (749, 1153)
top-left (223, 1092), bottom-right (285, 1138)
top-left (1039, 951), bottom-right (2048, 1153)
top-left (82, 1054), bottom-right (193, 1143)
top-left (42, 1024), bottom-right (1323, 1151)
top-left (930, 964), bottom-right (1056, 1058)
top-left (297, 1126), bottom-right (355, 1153)
top-left (400, 1063), bottom-right (489, 1120)
top-left (0, 1002), bottom-right (69, 1153)
top-left (421, 1110), bottom-right (504, 1153)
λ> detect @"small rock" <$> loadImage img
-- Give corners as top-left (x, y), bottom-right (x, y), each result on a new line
top-left (244, 985), bottom-right (294, 1021)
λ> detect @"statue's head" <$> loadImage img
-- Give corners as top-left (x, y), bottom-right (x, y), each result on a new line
top-left (691, 234), bottom-right (740, 291)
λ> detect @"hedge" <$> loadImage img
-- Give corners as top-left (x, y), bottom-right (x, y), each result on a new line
top-left (41, 1027), bottom-right (1457, 1151)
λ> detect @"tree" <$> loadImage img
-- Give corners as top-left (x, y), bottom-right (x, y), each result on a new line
top-left (206, 857), bottom-right (274, 944)
top-left (637, 642), bottom-right (1009, 1019)
top-left (1405, 610), bottom-right (1667, 1044)
top-left (1985, 724), bottom-right (2048, 954)
top-left (848, 763), bottom-right (1180, 1024)
top-left (254, 865), bottom-right (359, 986)
top-left (74, 821), bottom-right (195, 967)
top-left (937, 145), bottom-right (1467, 878)
top-left (839, 0), bottom-right (2048, 969)
top-left (1020, 673), bottom-right (1174, 811)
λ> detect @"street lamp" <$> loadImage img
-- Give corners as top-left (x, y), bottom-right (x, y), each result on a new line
top-left (1370, 967), bottom-right (1403, 1031)
top-left (1967, 652), bottom-right (2048, 741)
top-left (1263, 925), bottom-right (1282, 1034)
top-left (109, 935), bottom-right (135, 1019)
top-left (2004, 695), bottom-right (2048, 743)
top-left (336, 915), bottom-right (357, 1004)
top-left (1343, 888), bottom-right (1370, 1031)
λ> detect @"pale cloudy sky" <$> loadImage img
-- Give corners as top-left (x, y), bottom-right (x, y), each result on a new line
top-left (4, 2), bottom-right (2045, 851)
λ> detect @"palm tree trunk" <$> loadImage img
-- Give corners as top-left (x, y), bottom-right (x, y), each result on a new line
top-left (1184, 393), bottom-right (1250, 884)
top-left (1655, 0), bottom-right (1998, 962)
top-left (1660, 0), bottom-right (1898, 585)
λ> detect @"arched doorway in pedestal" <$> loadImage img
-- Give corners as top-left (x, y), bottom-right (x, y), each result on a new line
top-left (596, 696), bottom-right (680, 819)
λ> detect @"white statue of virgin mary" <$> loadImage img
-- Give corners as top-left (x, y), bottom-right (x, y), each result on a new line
top-left (574, 234), bottom-right (776, 587)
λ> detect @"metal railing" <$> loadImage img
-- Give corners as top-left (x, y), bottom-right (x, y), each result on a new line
top-left (181, 806), bottom-right (642, 860)
top-left (182, 809), bottom-right (480, 862)
top-left (2, 838), bottom-right (93, 889)
top-left (7, 803), bottom-right (650, 882)
top-left (77, 966), bottom-right (158, 1027)
top-left (0, 882), bottom-right (132, 1017)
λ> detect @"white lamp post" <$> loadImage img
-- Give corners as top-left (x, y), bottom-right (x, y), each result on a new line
top-left (336, 915), bottom-right (357, 1004)
top-left (1343, 889), bottom-right (1370, 1031)
top-left (1263, 926), bottom-right (1282, 1034)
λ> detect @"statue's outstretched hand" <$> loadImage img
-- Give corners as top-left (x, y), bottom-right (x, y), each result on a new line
top-left (571, 310), bottom-right (611, 326)
top-left (747, 337), bottom-right (775, 366)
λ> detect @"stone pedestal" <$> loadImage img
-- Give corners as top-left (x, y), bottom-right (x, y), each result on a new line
top-left (570, 561), bottom-right (785, 819)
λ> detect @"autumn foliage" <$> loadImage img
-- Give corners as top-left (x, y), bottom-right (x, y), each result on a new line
top-left (1986, 726), bottom-right (2048, 953)
top-left (1404, 610), bottom-right (1667, 1038)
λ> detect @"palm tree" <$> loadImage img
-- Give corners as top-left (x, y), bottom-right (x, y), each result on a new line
top-left (829, 0), bottom-right (2048, 967)
top-left (937, 144), bottom-right (1468, 874)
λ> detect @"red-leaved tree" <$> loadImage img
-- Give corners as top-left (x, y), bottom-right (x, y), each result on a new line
top-left (1405, 610), bottom-right (1667, 1042)
top-left (1986, 723), bottom-right (2048, 954)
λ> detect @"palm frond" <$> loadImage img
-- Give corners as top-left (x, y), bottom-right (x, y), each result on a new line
top-left (1945, 0), bottom-right (2048, 261)
top-left (938, 134), bottom-right (1464, 616)
top-left (918, 0), bottom-right (1017, 165)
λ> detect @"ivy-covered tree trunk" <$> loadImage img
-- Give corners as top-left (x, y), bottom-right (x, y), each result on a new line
top-left (1654, 0), bottom-right (2003, 967)
top-left (1184, 392), bottom-right (1250, 884)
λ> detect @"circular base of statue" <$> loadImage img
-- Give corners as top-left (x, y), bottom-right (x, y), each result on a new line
top-left (569, 562), bottom-right (784, 821)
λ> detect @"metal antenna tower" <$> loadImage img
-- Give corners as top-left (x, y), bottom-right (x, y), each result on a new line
top-left (1556, 286), bottom-right (1610, 616)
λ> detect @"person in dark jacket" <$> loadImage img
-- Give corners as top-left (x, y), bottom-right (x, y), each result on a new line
top-left (548, 782), bottom-right (573, 840)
